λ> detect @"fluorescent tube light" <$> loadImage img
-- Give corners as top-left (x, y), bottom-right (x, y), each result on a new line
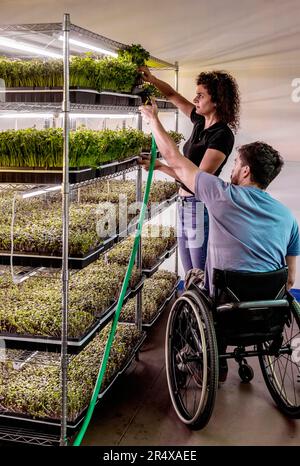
top-left (0, 36), bottom-right (62, 58)
top-left (0, 113), bottom-right (54, 119)
top-left (58, 36), bottom-right (117, 57)
top-left (0, 113), bottom-right (136, 119)
top-left (22, 185), bottom-right (61, 199)
top-left (69, 113), bottom-right (136, 119)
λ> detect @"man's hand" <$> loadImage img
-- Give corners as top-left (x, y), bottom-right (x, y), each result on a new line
top-left (138, 155), bottom-right (162, 171)
top-left (138, 66), bottom-right (156, 83)
top-left (139, 99), bottom-right (158, 123)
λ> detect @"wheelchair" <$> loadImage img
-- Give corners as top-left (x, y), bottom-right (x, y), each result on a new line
top-left (165, 267), bottom-right (300, 429)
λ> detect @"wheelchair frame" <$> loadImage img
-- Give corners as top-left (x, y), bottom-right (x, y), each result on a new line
top-left (165, 268), bottom-right (300, 429)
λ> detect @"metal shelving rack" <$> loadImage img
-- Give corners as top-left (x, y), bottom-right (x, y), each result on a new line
top-left (0, 14), bottom-right (179, 446)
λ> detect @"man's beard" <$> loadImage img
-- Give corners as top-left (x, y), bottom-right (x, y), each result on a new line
top-left (230, 173), bottom-right (239, 185)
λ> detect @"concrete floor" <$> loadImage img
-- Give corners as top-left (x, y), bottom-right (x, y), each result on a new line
top-left (82, 303), bottom-right (300, 446)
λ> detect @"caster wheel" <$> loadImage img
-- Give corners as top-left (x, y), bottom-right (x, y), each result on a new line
top-left (238, 364), bottom-right (254, 383)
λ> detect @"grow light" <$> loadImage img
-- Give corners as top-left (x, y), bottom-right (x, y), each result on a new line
top-left (0, 36), bottom-right (62, 59)
top-left (21, 185), bottom-right (61, 199)
top-left (69, 113), bottom-right (136, 119)
top-left (58, 36), bottom-right (118, 57)
top-left (0, 113), bottom-right (54, 119)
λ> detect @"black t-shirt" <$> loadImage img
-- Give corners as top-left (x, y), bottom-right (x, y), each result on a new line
top-left (183, 107), bottom-right (234, 177)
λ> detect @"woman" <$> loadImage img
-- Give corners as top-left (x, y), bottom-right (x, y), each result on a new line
top-left (139, 67), bottom-right (240, 273)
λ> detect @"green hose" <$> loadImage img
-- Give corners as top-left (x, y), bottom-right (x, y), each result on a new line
top-left (73, 136), bottom-right (157, 446)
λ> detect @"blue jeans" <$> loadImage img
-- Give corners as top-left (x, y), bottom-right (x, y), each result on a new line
top-left (177, 197), bottom-right (209, 273)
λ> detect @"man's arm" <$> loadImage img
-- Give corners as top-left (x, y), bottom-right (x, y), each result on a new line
top-left (285, 255), bottom-right (297, 290)
top-left (140, 104), bottom-right (201, 193)
top-left (139, 156), bottom-right (178, 179)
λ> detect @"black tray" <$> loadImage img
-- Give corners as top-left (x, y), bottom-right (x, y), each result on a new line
top-left (0, 195), bottom-right (176, 270)
top-left (0, 166), bottom-right (97, 185)
top-left (5, 87), bottom-right (98, 105)
top-left (0, 235), bottom-right (116, 269)
top-left (96, 156), bottom-right (139, 178)
top-left (97, 92), bottom-right (140, 107)
top-left (0, 330), bottom-right (146, 435)
top-left (142, 278), bottom-right (180, 328)
top-left (1, 277), bottom-right (145, 354)
top-left (142, 243), bottom-right (178, 276)
top-left (0, 155), bottom-right (139, 185)
top-left (4, 87), bottom-right (141, 107)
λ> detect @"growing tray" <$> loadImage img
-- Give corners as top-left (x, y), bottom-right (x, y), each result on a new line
top-left (155, 98), bottom-right (176, 109)
top-left (1, 278), bottom-right (145, 354)
top-left (0, 156), bottom-right (139, 185)
top-left (0, 330), bottom-right (146, 436)
top-left (0, 235), bottom-right (117, 269)
top-left (142, 243), bottom-right (178, 276)
top-left (0, 193), bottom-right (177, 270)
top-left (4, 87), bottom-right (141, 107)
top-left (142, 277), bottom-right (180, 328)
top-left (148, 193), bottom-right (178, 217)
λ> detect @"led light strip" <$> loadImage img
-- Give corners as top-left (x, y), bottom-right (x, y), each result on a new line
top-left (0, 36), bottom-right (118, 59)
top-left (0, 113), bottom-right (136, 119)
top-left (0, 36), bottom-right (62, 58)
top-left (58, 36), bottom-right (118, 57)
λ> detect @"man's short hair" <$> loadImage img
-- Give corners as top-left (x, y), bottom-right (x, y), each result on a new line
top-left (238, 141), bottom-right (284, 189)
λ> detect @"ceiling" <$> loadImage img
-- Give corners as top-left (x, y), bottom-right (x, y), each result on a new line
top-left (0, 0), bottom-right (298, 68)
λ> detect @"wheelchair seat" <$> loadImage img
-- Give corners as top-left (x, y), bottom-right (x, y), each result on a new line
top-left (212, 267), bottom-right (291, 346)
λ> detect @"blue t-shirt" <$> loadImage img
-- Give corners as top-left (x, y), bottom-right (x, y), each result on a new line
top-left (195, 172), bottom-right (300, 295)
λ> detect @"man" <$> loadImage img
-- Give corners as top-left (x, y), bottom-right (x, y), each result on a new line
top-left (139, 101), bottom-right (300, 296)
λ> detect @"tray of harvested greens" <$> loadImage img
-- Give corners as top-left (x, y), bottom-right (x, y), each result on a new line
top-left (0, 261), bottom-right (143, 353)
top-left (0, 324), bottom-right (145, 430)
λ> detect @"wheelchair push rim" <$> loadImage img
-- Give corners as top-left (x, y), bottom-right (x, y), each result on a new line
top-left (258, 300), bottom-right (300, 417)
top-left (165, 290), bottom-right (218, 429)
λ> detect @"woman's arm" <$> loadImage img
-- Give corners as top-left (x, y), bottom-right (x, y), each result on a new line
top-left (199, 148), bottom-right (226, 174)
top-left (139, 66), bottom-right (194, 118)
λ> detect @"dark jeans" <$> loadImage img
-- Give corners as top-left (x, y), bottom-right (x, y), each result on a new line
top-left (177, 196), bottom-right (209, 273)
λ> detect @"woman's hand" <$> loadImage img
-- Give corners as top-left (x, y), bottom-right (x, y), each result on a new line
top-left (139, 99), bottom-right (158, 124)
top-left (139, 66), bottom-right (156, 83)
top-left (138, 155), bottom-right (162, 172)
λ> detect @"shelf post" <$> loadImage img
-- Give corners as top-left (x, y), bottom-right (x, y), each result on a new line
top-left (60, 12), bottom-right (70, 447)
top-left (174, 61), bottom-right (179, 132)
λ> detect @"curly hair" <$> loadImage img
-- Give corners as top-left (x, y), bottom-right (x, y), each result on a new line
top-left (239, 141), bottom-right (284, 189)
top-left (196, 71), bottom-right (240, 133)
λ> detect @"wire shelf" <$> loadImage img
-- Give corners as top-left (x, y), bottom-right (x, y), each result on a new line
top-left (0, 22), bottom-right (176, 69)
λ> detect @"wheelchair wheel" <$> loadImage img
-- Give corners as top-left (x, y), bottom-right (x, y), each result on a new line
top-left (258, 301), bottom-right (300, 418)
top-left (238, 363), bottom-right (254, 383)
top-left (165, 289), bottom-right (218, 429)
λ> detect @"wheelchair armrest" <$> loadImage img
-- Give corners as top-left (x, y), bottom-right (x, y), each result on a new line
top-left (216, 299), bottom-right (289, 313)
